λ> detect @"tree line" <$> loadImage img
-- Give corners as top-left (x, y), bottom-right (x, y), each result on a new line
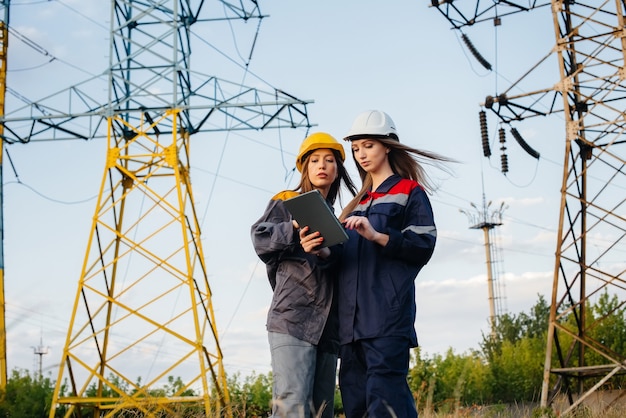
top-left (2, 291), bottom-right (625, 417)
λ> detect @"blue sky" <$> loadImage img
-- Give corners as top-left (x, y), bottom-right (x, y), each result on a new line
top-left (4, 0), bottom-right (564, 380)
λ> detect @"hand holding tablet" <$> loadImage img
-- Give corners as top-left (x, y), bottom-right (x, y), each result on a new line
top-left (283, 190), bottom-right (348, 249)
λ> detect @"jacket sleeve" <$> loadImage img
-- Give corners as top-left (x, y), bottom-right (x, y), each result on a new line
top-left (381, 187), bottom-right (436, 266)
top-left (250, 198), bottom-right (298, 287)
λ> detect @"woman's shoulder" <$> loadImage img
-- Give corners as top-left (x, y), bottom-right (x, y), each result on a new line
top-left (271, 190), bottom-right (299, 201)
top-left (388, 177), bottom-right (424, 194)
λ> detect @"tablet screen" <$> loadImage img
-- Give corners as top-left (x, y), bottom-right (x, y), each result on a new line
top-left (283, 190), bottom-right (349, 248)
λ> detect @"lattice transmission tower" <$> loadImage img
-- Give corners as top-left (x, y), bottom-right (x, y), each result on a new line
top-left (430, 0), bottom-right (625, 414)
top-left (1, 1), bottom-right (312, 416)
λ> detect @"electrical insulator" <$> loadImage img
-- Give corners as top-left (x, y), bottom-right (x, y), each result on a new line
top-left (479, 110), bottom-right (491, 157)
top-left (499, 128), bottom-right (508, 173)
top-left (461, 33), bottom-right (492, 71)
top-left (510, 127), bottom-right (540, 159)
top-left (499, 128), bottom-right (506, 146)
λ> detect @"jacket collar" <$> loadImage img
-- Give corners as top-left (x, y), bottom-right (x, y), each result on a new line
top-left (371, 173), bottom-right (402, 193)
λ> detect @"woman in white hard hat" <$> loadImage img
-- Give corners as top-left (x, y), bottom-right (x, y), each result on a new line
top-left (251, 132), bottom-right (357, 418)
top-left (337, 110), bottom-right (451, 418)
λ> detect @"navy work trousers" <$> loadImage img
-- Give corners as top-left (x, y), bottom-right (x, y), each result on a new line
top-left (339, 337), bottom-right (418, 418)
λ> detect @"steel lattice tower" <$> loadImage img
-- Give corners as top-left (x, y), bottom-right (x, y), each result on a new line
top-left (431, 0), bottom-right (625, 414)
top-left (1, 1), bottom-right (312, 416)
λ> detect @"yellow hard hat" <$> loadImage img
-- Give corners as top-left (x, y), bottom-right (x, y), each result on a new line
top-left (296, 132), bottom-right (346, 172)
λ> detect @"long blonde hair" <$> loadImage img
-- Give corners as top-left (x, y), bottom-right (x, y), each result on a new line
top-left (339, 138), bottom-right (454, 220)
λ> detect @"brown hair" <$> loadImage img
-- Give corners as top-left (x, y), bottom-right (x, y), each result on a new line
top-left (339, 137), bottom-right (454, 220)
top-left (293, 149), bottom-right (358, 205)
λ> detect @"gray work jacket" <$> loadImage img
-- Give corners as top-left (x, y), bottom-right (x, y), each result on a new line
top-left (250, 191), bottom-right (340, 353)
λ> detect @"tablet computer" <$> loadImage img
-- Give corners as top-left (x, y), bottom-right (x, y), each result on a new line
top-left (283, 190), bottom-right (349, 248)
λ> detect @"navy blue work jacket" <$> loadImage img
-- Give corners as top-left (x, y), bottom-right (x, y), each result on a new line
top-left (338, 174), bottom-right (436, 347)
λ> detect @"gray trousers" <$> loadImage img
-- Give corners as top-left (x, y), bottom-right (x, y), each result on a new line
top-left (269, 331), bottom-right (338, 418)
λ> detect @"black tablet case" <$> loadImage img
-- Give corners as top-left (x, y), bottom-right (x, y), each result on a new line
top-left (283, 190), bottom-right (349, 248)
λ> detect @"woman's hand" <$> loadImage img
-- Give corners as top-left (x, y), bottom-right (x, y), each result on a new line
top-left (343, 216), bottom-right (389, 246)
top-left (298, 225), bottom-right (330, 258)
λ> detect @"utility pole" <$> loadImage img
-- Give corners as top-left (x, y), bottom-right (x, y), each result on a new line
top-left (460, 193), bottom-right (507, 340)
top-left (32, 335), bottom-right (48, 378)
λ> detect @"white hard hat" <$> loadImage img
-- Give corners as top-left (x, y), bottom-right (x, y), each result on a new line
top-left (344, 110), bottom-right (399, 141)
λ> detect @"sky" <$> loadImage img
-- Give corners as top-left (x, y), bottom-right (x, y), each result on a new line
top-left (3, 0), bottom-right (566, 381)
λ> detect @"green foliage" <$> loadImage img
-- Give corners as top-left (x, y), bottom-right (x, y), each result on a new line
top-left (481, 294), bottom-right (550, 359)
top-left (480, 294), bottom-right (549, 403)
top-left (440, 349), bottom-right (490, 406)
top-left (488, 337), bottom-right (545, 403)
top-left (151, 375), bottom-right (197, 397)
top-left (408, 291), bottom-right (626, 413)
top-left (84, 373), bottom-right (130, 398)
top-left (3, 292), bottom-right (625, 416)
top-left (0, 369), bottom-right (56, 418)
top-left (532, 405), bottom-right (558, 418)
top-left (410, 347), bottom-right (492, 410)
top-left (410, 294), bottom-right (555, 412)
top-left (334, 383), bottom-right (344, 416)
top-left (588, 292), bottom-right (626, 367)
top-left (558, 290), bottom-right (626, 391)
top-left (227, 370), bottom-right (273, 417)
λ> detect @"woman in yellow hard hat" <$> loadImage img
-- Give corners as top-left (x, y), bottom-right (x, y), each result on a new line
top-left (251, 132), bottom-right (357, 418)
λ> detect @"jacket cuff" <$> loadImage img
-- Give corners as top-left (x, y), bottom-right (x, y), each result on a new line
top-left (381, 228), bottom-right (402, 255)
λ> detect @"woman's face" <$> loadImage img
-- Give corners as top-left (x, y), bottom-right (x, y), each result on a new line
top-left (350, 139), bottom-right (389, 174)
top-left (307, 149), bottom-right (338, 195)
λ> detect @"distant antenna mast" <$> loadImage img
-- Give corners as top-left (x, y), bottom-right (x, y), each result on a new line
top-left (32, 335), bottom-right (49, 378)
top-left (460, 193), bottom-right (508, 340)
